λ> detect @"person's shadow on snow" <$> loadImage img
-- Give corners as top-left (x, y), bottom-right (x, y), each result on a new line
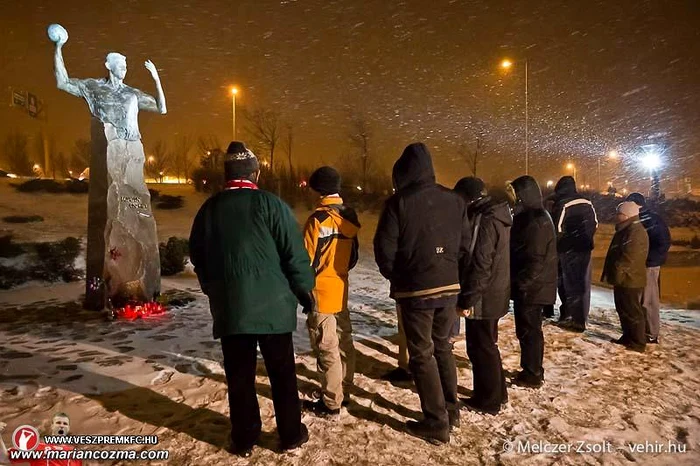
top-left (0, 350), bottom-right (282, 454)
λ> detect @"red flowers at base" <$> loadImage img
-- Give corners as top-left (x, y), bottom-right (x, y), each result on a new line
top-left (113, 301), bottom-right (166, 320)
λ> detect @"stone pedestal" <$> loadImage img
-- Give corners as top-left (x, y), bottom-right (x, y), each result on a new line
top-left (83, 118), bottom-right (160, 310)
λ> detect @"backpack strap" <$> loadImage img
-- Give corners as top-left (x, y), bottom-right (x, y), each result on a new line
top-left (469, 213), bottom-right (482, 257)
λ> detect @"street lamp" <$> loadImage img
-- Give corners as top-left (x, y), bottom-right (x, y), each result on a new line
top-left (566, 162), bottom-right (576, 181)
top-left (500, 57), bottom-right (529, 175)
top-left (231, 87), bottom-right (239, 140)
top-left (598, 150), bottom-right (619, 192)
top-left (641, 147), bottom-right (662, 202)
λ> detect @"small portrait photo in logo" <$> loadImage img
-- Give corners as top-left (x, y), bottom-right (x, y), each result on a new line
top-left (51, 412), bottom-right (71, 436)
top-left (12, 425), bottom-right (41, 451)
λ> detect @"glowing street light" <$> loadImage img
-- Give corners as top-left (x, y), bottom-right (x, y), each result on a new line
top-left (231, 87), bottom-right (239, 140)
top-left (500, 57), bottom-right (529, 175)
top-left (546, 180), bottom-right (554, 188)
top-left (641, 152), bottom-right (661, 171)
top-left (566, 162), bottom-right (576, 181)
top-left (148, 156), bottom-right (155, 163)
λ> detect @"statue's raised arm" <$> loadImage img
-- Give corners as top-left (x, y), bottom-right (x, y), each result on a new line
top-left (141, 60), bottom-right (167, 114)
top-left (49, 24), bottom-right (83, 97)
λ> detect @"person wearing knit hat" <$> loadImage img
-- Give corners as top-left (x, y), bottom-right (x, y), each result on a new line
top-left (302, 166), bottom-right (360, 417)
top-left (601, 201), bottom-right (649, 353)
top-left (454, 176), bottom-right (512, 414)
top-left (189, 140), bottom-right (314, 456)
top-left (309, 166), bottom-right (342, 196)
top-left (224, 141), bottom-right (260, 183)
top-left (625, 192), bottom-right (671, 344)
top-left (454, 177), bottom-right (486, 204)
top-left (617, 201), bottom-right (640, 219)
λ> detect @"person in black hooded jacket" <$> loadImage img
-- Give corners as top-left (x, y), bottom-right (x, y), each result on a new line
top-left (508, 175), bottom-right (558, 388)
top-left (374, 142), bottom-right (470, 444)
top-left (551, 176), bottom-right (598, 332)
top-left (454, 177), bottom-right (512, 414)
top-left (626, 192), bottom-right (671, 343)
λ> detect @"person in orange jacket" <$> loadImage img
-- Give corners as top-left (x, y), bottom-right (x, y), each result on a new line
top-left (302, 166), bottom-right (361, 416)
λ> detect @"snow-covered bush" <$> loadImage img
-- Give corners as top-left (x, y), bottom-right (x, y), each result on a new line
top-left (159, 237), bottom-right (189, 276)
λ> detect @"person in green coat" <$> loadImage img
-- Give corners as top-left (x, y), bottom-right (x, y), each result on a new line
top-left (189, 141), bottom-right (315, 457)
top-left (601, 201), bottom-right (650, 353)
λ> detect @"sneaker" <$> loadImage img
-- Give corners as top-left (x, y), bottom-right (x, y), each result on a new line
top-left (303, 399), bottom-right (341, 417)
top-left (511, 371), bottom-right (544, 389)
top-left (647, 337), bottom-right (659, 344)
top-left (610, 337), bottom-right (630, 346)
top-left (460, 397), bottom-right (500, 415)
top-left (406, 420), bottom-right (449, 445)
top-left (381, 367), bottom-right (412, 382)
top-left (280, 423), bottom-right (309, 452)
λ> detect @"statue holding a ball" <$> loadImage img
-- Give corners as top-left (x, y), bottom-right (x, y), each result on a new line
top-left (49, 23), bottom-right (166, 310)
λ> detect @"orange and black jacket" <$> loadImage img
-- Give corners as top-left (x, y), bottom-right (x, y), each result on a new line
top-left (303, 196), bottom-right (360, 314)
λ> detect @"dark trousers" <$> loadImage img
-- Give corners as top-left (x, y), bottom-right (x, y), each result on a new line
top-left (543, 305), bottom-right (554, 318)
top-left (514, 302), bottom-right (545, 379)
top-left (464, 318), bottom-right (507, 409)
top-left (555, 259), bottom-right (565, 318)
top-left (221, 333), bottom-right (303, 450)
top-left (559, 251), bottom-right (592, 326)
top-left (614, 287), bottom-right (646, 347)
top-left (450, 316), bottom-right (461, 338)
top-left (400, 303), bottom-right (458, 431)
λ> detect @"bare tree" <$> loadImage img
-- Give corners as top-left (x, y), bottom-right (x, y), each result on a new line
top-left (197, 135), bottom-right (223, 168)
top-left (348, 114), bottom-right (371, 190)
top-left (282, 123), bottom-right (294, 174)
top-left (172, 134), bottom-right (194, 182)
top-left (456, 132), bottom-right (484, 177)
top-left (70, 138), bottom-right (91, 175)
top-left (147, 140), bottom-right (172, 183)
top-left (2, 131), bottom-right (32, 175)
top-left (244, 107), bottom-right (280, 173)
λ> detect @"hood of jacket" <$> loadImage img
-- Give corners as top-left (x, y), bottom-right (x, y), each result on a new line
top-left (470, 196), bottom-right (513, 227)
top-left (555, 176), bottom-right (577, 198)
top-left (392, 142), bottom-right (436, 191)
top-left (510, 175), bottom-right (544, 210)
top-left (317, 196), bottom-right (361, 239)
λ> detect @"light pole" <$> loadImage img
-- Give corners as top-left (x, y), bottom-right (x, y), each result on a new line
top-left (598, 150), bottom-right (619, 192)
top-left (641, 148), bottom-right (662, 202)
top-left (567, 162), bottom-right (576, 181)
top-left (231, 87), bottom-right (238, 140)
top-left (501, 58), bottom-right (529, 175)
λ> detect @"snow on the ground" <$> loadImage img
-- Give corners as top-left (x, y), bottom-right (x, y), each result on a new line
top-left (0, 260), bottom-right (699, 465)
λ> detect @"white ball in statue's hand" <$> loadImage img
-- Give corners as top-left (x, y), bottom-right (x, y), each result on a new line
top-left (47, 24), bottom-right (68, 43)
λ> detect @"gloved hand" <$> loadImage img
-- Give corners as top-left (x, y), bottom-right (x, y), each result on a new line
top-left (299, 291), bottom-right (316, 314)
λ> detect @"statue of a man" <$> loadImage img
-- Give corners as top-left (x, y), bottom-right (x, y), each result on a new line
top-left (50, 24), bottom-right (166, 309)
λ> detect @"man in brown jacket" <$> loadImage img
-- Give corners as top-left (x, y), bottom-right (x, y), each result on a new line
top-left (602, 201), bottom-right (650, 353)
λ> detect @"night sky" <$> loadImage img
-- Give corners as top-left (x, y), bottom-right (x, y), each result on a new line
top-left (1, 0), bottom-right (698, 189)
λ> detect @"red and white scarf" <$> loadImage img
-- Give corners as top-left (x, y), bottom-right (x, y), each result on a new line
top-left (225, 179), bottom-right (259, 190)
